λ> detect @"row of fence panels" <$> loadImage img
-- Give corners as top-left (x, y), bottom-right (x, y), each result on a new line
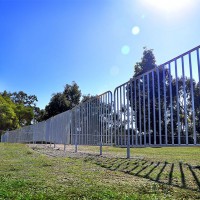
top-left (1, 45), bottom-right (200, 158)
top-left (1, 110), bottom-right (72, 145)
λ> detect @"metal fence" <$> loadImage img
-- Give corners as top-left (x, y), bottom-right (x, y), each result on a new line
top-left (71, 91), bottom-right (113, 154)
top-left (1, 45), bottom-right (200, 158)
top-left (2, 110), bottom-right (71, 146)
top-left (113, 45), bottom-right (200, 157)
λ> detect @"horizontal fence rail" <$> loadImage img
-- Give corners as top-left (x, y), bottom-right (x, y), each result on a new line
top-left (1, 45), bottom-right (200, 158)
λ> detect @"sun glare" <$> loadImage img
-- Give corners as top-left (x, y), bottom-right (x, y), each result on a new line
top-left (143, 0), bottom-right (193, 14)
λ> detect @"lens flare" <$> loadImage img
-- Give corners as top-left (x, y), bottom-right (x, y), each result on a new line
top-left (143, 0), bottom-right (193, 13)
top-left (121, 45), bottom-right (130, 55)
top-left (131, 26), bottom-right (140, 35)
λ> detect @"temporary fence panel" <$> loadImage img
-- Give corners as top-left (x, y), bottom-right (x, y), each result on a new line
top-left (1, 131), bottom-right (8, 142)
top-left (71, 91), bottom-right (113, 147)
top-left (114, 45), bottom-right (200, 154)
top-left (50, 110), bottom-right (71, 145)
top-left (33, 121), bottom-right (46, 143)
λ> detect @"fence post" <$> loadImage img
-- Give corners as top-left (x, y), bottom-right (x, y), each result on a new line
top-left (127, 81), bottom-right (131, 159)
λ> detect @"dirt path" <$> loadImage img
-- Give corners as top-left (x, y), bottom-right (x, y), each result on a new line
top-left (27, 144), bottom-right (104, 158)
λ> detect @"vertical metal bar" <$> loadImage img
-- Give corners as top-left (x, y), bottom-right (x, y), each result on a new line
top-left (175, 60), bottom-right (181, 145)
top-left (84, 105), bottom-right (87, 145)
top-left (116, 89), bottom-right (120, 146)
top-left (163, 66), bottom-right (167, 145)
top-left (197, 49), bottom-right (200, 87)
top-left (110, 92), bottom-right (113, 146)
top-left (95, 98), bottom-right (97, 145)
top-left (107, 93), bottom-right (110, 144)
top-left (108, 93), bottom-right (110, 144)
top-left (123, 85), bottom-right (126, 146)
top-left (100, 96), bottom-right (103, 155)
top-left (169, 63), bottom-right (174, 145)
top-left (75, 109), bottom-right (78, 153)
top-left (102, 95), bottom-right (104, 145)
top-left (197, 48), bottom-right (200, 143)
top-left (86, 102), bottom-right (89, 145)
top-left (143, 75), bottom-right (146, 146)
top-left (147, 73), bottom-right (151, 145)
top-left (93, 99), bottom-right (95, 144)
top-left (134, 80), bottom-right (138, 146)
top-left (78, 107), bottom-right (80, 145)
top-left (130, 79), bottom-right (134, 146)
top-left (105, 93), bottom-right (108, 144)
top-left (108, 93), bottom-right (112, 145)
top-left (79, 107), bottom-right (81, 145)
top-left (114, 91), bottom-right (116, 146)
top-left (113, 89), bottom-right (119, 145)
top-left (96, 98), bottom-right (99, 145)
top-left (89, 101), bottom-right (91, 145)
top-left (102, 95), bottom-right (104, 146)
top-left (81, 105), bottom-right (84, 145)
top-left (152, 71), bottom-right (156, 145)
top-left (126, 82), bottom-right (130, 158)
top-left (120, 87), bottom-right (123, 146)
top-left (99, 96), bottom-right (101, 149)
top-left (189, 53), bottom-right (196, 144)
top-left (157, 68), bottom-right (162, 145)
top-left (91, 100), bottom-right (93, 144)
top-left (138, 79), bottom-right (142, 145)
top-left (88, 101), bottom-right (90, 145)
top-left (53, 119), bottom-right (55, 145)
top-left (182, 57), bottom-right (188, 144)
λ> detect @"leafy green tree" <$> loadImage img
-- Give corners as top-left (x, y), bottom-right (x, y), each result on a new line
top-left (134, 47), bottom-right (156, 77)
top-left (81, 94), bottom-right (95, 103)
top-left (33, 107), bottom-right (46, 122)
top-left (63, 81), bottom-right (81, 108)
top-left (15, 104), bottom-right (34, 126)
top-left (0, 95), bottom-right (19, 133)
top-left (43, 81), bottom-right (81, 119)
top-left (10, 91), bottom-right (38, 107)
top-left (44, 92), bottom-right (69, 118)
top-left (0, 90), bottom-right (37, 128)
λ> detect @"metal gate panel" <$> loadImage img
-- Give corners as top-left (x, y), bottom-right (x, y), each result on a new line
top-left (71, 91), bottom-right (113, 146)
top-left (114, 45), bottom-right (200, 150)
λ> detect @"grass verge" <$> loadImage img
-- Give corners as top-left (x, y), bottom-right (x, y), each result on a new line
top-left (0, 143), bottom-right (200, 199)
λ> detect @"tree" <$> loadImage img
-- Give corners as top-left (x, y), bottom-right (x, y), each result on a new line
top-left (44, 92), bottom-right (69, 118)
top-left (10, 91), bottom-right (38, 107)
top-left (81, 94), bottom-right (95, 103)
top-left (0, 90), bottom-right (37, 128)
top-left (134, 47), bottom-right (156, 77)
top-left (15, 104), bottom-right (34, 126)
top-left (0, 95), bottom-right (19, 134)
top-left (43, 81), bottom-right (81, 119)
top-left (34, 107), bottom-right (46, 122)
top-left (63, 81), bottom-right (81, 108)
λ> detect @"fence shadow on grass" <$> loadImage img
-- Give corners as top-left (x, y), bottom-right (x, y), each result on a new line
top-left (85, 156), bottom-right (200, 192)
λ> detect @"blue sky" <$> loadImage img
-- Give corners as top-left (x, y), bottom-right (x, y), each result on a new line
top-left (0, 0), bottom-right (199, 109)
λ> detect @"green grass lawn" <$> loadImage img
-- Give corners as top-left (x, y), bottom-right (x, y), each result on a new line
top-left (77, 145), bottom-right (200, 165)
top-left (0, 143), bottom-right (200, 200)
